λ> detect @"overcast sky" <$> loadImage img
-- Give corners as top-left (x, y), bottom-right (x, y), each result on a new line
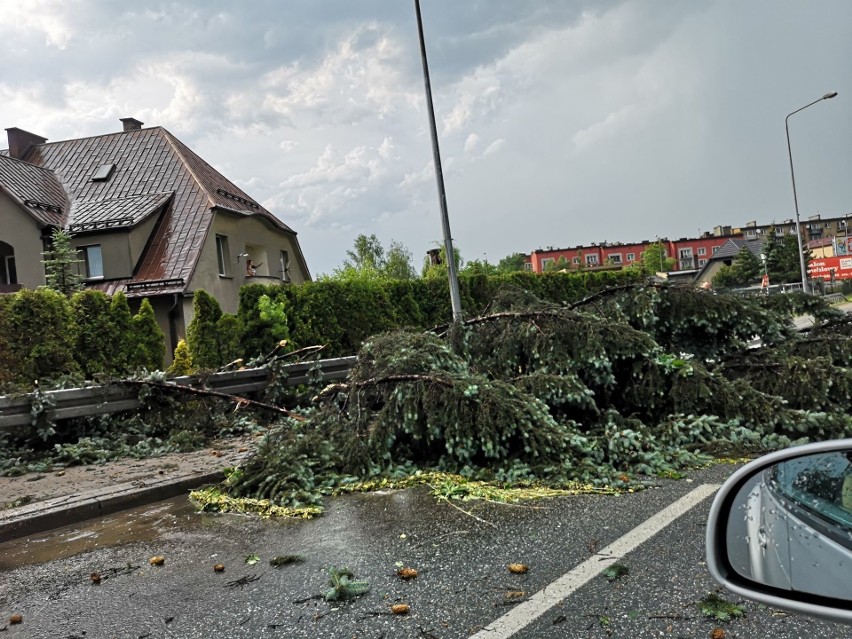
top-left (2, 0), bottom-right (850, 275)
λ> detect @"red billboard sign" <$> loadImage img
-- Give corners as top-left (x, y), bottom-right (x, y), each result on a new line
top-left (808, 256), bottom-right (852, 281)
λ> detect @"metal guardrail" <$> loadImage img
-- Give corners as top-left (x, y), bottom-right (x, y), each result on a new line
top-left (0, 356), bottom-right (356, 433)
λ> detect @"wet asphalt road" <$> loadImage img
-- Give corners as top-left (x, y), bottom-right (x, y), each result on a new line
top-left (0, 463), bottom-right (849, 639)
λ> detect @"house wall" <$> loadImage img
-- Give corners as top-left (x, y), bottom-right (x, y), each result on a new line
top-left (187, 212), bottom-right (309, 316)
top-left (0, 193), bottom-right (46, 288)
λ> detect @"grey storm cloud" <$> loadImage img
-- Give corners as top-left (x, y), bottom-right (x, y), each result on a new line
top-left (1, 0), bottom-right (850, 275)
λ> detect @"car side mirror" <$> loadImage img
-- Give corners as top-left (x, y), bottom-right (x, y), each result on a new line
top-left (706, 439), bottom-right (852, 625)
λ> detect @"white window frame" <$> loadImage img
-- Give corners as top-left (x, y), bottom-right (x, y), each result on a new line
top-left (540, 257), bottom-right (555, 269)
top-left (607, 253), bottom-right (622, 264)
top-left (713, 246), bottom-right (720, 254)
top-left (679, 248), bottom-right (693, 260)
top-left (698, 247), bottom-right (706, 256)
top-left (215, 234), bottom-right (230, 276)
top-left (585, 254), bottom-right (599, 265)
top-left (698, 259), bottom-right (708, 266)
top-left (626, 253), bottom-right (635, 262)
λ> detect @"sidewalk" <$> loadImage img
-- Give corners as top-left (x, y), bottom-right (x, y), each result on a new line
top-left (0, 435), bottom-right (255, 542)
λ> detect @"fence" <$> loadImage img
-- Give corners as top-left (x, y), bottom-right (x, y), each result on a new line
top-left (0, 356), bottom-right (356, 433)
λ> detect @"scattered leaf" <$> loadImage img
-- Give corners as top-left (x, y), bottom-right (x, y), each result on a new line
top-left (397, 567), bottom-right (418, 580)
top-left (698, 593), bottom-right (745, 621)
top-left (270, 555), bottom-right (304, 567)
top-left (710, 628), bottom-right (726, 639)
top-left (508, 563), bottom-right (529, 574)
top-left (213, 564), bottom-right (225, 573)
top-left (324, 566), bottom-right (370, 601)
top-left (601, 563), bottom-right (629, 582)
top-left (391, 603), bottom-right (410, 615)
top-left (399, 533), bottom-right (407, 539)
top-left (90, 572), bottom-right (102, 584)
top-left (245, 553), bottom-right (260, 565)
top-left (505, 590), bottom-right (526, 599)
top-left (149, 556), bottom-right (165, 566)
top-left (9, 614), bottom-right (23, 624)
top-left (627, 610), bottom-right (640, 620)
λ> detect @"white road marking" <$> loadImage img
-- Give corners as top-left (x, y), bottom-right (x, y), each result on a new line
top-left (469, 483), bottom-right (721, 639)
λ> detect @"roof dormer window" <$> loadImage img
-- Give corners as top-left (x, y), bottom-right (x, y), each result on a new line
top-left (92, 164), bottom-right (116, 182)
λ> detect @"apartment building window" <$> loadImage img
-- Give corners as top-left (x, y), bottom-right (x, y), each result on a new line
top-left (540, 257), bottom-right (555, 269)
top-left (713, 246), bottom-right (720, 254)
top-left (698, 247), bottom-right (706, 256)
top-left (215, 234), bottom-right (230, 276)
top-left (626, 253), bottom-right (635, 262)
top-left (586, 254), bottom-right (599, 265)
top-left (698, 259), bottom-right (707, 266)
top-left (608, 254), bottom-right (622, 264)
top-left (523, 262), bottom-right (532, 270)
top-left (679, 248), bottom-right (693, 259)
top-left (279, 250), bottom-right (291, 282)
top-left (572, 257), bottom-right (581, 264)
top-left (79, 245), bottom-right (104, 279)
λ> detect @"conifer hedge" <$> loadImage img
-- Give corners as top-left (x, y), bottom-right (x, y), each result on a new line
top-left (237, 270), bottom-right (641, 357)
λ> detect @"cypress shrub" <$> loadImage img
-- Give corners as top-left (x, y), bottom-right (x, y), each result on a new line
top-left (71, 290), bottom-right (114, 378)
top-left (167, 339), bottom-right (193, 376)
top-left (216, 313), bottom-right (243, 366)
top-left (187, 290), bottom-right (223, 370)
top-left (109, 292), bottom-right (134, 373)
top-left (6, 287), bottom-right (78, 382)
top-left (130, 298), bottom-right (165, 371)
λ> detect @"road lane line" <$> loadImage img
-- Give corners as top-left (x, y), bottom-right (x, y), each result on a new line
top-left (469, 483), bottom-right (721, 639)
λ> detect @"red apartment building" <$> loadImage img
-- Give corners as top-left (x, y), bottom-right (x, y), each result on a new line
top-left (526, 234), bottom-right (740, 274)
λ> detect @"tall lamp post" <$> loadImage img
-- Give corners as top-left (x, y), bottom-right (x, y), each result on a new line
top-left (785, 91), bottom-right (838, 293)
top-left (414, 0), bottom-right (463, 322)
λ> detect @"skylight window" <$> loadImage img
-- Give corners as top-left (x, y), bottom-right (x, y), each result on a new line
top-left (92, 164), bottom-right (116, 182)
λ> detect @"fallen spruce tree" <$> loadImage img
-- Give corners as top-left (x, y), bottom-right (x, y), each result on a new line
top-left (198, 285), bottom-right (852, 516)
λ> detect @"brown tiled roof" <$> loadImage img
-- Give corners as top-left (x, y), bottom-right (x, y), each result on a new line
top-left (19, 126), bottom-right (298, 291)
top-left (68, 192), bottom-right (173, 232)
top-left (0, 154), bottom-right (68, 227)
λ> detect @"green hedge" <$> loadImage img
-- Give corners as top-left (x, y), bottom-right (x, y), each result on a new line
top-left (238, 270), bottom-right (642, 357)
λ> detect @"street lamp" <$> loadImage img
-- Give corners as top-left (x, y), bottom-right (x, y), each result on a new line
top-left (785, 91), bottom-right (838, 293)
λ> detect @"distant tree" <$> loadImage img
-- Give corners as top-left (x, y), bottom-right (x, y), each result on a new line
top-left (640, 242), bottom-right (675, 275)
top-left (42, 228), bottom-right (83, 296)
top-left (496, 253), bottom-right (528, 273)
top-left (186, 290), bottom-right (223, 370)
top-left (543, 256), bottom-right (570, 273)
top-left (714, 247), bottom-right (763, 288)
top-left (766, 231), bottom-right (810, 284)
top-left (331, 234), bottom-right (416, 281)
top-left (130, 299), bottom-right (165, 371)
top-left (344, 234), bottom-right (385, 272)
top-left (383, 240), bottom-right (416, 280)
top-left (460, 258), bottom-right (497, 277)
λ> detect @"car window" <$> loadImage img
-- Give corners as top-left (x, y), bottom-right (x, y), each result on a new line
top-left (768, 452), bottom-right (852, 530)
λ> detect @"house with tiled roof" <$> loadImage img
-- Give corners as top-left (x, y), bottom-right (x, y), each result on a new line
top-left (693, 237), bottom-right (766, 286)
top-left (1, 118), bottom-right (310, 356)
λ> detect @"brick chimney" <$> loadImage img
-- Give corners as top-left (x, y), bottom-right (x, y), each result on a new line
top-left (120, 117), bottom-right (144, 132)
top-left (5, 127), bottom-right (47, 160)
